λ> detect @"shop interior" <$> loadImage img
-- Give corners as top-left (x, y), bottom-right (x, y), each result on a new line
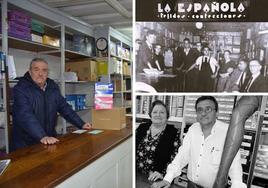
top-left (0, 0), bottom-right (132, 187)
top-left (135, 22), bottom-right (268, 92)
top-left (136, 95), bottom-right (268, 188)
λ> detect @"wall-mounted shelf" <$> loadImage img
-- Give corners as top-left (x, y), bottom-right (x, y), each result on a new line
top-left (48, 49), bottom-right (93, 59)
top-left (0, 35), bottom-right (59, 52)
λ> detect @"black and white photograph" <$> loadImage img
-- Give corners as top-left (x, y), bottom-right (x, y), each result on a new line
top-left (135, 22), bottom-right (268, 93)
top-left (135, 95), bottom-right (268, 188)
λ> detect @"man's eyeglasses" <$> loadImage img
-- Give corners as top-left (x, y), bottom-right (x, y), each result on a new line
top-left (196, 106), bottom-right (216, 114)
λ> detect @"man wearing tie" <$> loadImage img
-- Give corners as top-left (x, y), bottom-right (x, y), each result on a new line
top-left (241, 59), bottom-right (268, 92)
top-left (187, 46), bottom-right (219, 92)
top-left (224, 59), bottom-right (248, 92)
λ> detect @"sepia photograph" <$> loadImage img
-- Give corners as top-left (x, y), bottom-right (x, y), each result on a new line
top-left (135, 22), bottom-right (268, 93)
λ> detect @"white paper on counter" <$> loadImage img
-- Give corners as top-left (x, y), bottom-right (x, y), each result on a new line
top-left (72, 129), bottom-right (87, 134)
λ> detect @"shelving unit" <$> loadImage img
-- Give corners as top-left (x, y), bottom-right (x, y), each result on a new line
top-left (241, 23), bottom-right (268, 76)
top-left (248, 97), bottom-right (268, 188)
top-left (94, 26), bottom-right (132, 114)
top-left (0, 0), bottom-right (97, 153)
top-left (136, 95), bottom-right (268, 187)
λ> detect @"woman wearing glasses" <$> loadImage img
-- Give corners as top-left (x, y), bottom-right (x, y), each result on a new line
top-left (136, 100), bottom-right (181, 182)
top-left (152, 96), bottom-right (245, 188)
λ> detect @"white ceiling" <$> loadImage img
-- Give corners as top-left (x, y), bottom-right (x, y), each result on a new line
top-left (36, 0), bottom-right (132, 39)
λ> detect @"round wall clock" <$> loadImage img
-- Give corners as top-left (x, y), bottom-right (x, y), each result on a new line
top-left (96, 37), bottom-right (108, 51)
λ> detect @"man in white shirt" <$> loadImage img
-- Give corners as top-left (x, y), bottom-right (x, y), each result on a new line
top-left (187, 46), bottom-right (219, 92)
top-left (151, 96), bottom-right (246, 188)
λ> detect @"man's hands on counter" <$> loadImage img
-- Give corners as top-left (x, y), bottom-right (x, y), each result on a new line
top-left (151, 180), bottom-right (170, 188)
top-left (82, 122), bottom-right (92, 130)
top-left (40, 123), bottom-right (91, 145)
top-left (40, 136), bottom-right (59, 145)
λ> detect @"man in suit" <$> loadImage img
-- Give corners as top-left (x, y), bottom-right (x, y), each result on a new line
top-left (224, 59), bottom-right (248, 92)
top-left (136, 29), bottom-right (157, 74)
top-left (175, 38), bottom-right (199, 92)
top-left (241, 59), bottom-right (267, 92)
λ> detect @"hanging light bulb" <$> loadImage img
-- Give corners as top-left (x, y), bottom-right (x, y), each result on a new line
top-left (196, 22), bottom-right (203, 29)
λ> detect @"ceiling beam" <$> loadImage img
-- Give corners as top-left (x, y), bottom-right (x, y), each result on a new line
top-left (93, 21), bottom-right (131, 27)
top-left (104, 0), bottom-right (132, 18)
top-left (80, 13), bottom-right (120, 20)
top-left (41, 0), bottom-right (103, 8)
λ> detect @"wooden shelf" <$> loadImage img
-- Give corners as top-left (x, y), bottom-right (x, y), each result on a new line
top-left (123, 75), bottom-right (131, 78)
top-left (123, 90), bottom-right (132, 93)
top-left (64, 80), bottom-right (94, 84)
top-left (110, 53), bottom-right (131, 62)
top-left (113, 91), bottom-right (123, 94)
top-left (110, 73), bottom-right (122, 77)
top-left (1, 35), bottom-right (60, 52)
top-left (0, 35), bottom-right (93, 59)
top-left (48, 49), bottom-right (93, 59)
top-left (113, 90), bottom-right (131, 94)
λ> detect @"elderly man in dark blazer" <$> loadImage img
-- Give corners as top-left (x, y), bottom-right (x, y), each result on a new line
top-left (241, 59), bottom-right (268, 92)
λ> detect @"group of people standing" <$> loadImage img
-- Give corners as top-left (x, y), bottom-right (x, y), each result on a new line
top-left (136, 29), bottom-right (268, 92)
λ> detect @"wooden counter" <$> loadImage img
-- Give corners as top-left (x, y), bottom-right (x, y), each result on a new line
top-left (0, 126), bottom-right (132, 188)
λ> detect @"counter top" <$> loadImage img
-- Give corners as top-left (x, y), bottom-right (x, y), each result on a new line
top-left (0, 126), bottom-right (132, 188)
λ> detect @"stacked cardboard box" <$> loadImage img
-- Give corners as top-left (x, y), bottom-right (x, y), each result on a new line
top-left (42, 35), bottom-right (60, 47)
top-left (92, 108), bottom-right (126, 130)
top-left (65, 59), bottom-right (98, 81)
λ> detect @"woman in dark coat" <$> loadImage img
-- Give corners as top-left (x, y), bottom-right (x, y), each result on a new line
top-left (136, 100), bottom-right (181, 181)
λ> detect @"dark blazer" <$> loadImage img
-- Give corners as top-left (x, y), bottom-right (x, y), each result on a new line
top-left (12, 72), bottom-right (85, 150)
top-left (179, 48), bottom-right (199, 71)
top-left (241, 74), bottom-right (268, 92)
top-left (137, 41), bottom-right (153, 73)
top-left (225, 69), bottom-right (248, 92)
top-left (136, 122), bottom-right (180, 174)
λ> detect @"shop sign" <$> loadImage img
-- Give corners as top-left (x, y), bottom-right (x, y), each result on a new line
top-left (155, 0), bottom-right (250, 21)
